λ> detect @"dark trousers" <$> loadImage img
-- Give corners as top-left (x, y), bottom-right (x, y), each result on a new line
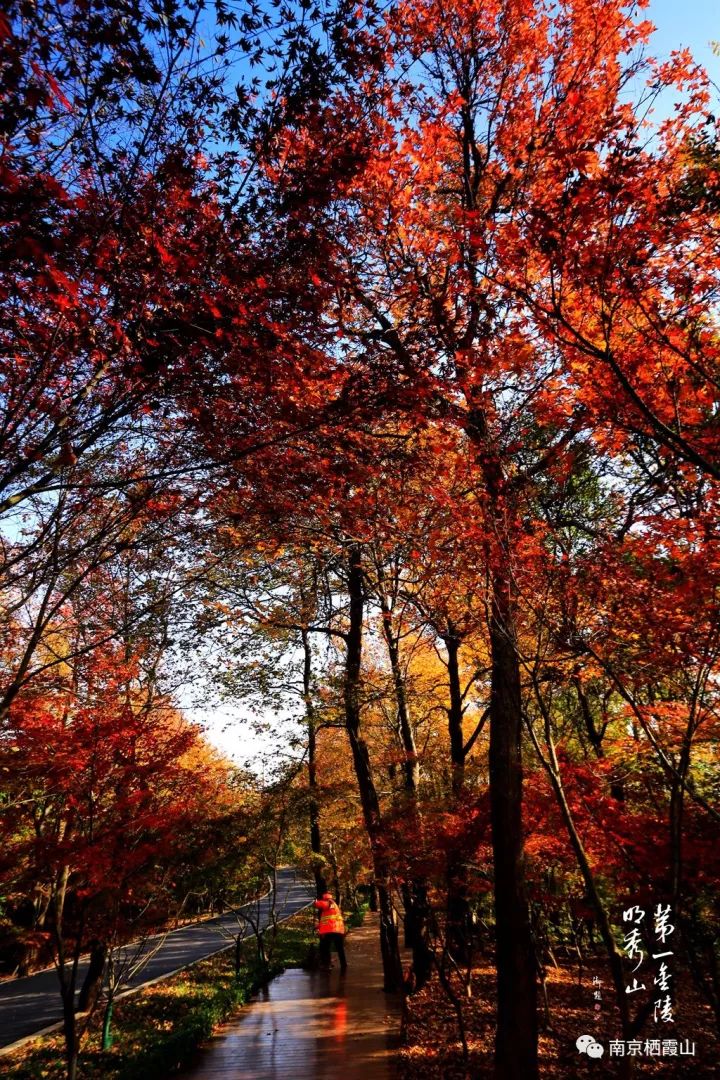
top-left (319, 932), bottom-right (347, 971)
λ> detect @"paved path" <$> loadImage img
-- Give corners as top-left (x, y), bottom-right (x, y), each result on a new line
top-left (0, 868), bottom-right (313, 1050)
top-left (180, 912), bottom-right (401, 1080)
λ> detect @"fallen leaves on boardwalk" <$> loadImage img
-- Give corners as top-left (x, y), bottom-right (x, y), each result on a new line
top-left (399, 957), bottom-right (720, 1079)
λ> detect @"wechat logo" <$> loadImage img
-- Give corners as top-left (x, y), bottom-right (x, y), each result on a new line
top-left (577, 1035), bottom-right (605, 1058)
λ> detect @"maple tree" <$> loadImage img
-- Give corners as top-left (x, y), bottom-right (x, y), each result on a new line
top-left (0, 0), bottom-right (383, 718)
top-left (236, 0), bottom-right (720, 1074)
top-left (0, 622), bottom-right (242, 1078)
top-left (2, 0), bottom-right (720, 1077)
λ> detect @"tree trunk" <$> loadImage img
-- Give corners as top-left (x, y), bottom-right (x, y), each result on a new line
top-left (328, 843), bottom-right (341, 902)
top-left (379, 594), bottom-right (419, 793)
top-left (60, 979), bottom-right (79, 1080)
top-left (404, 878), bottom-right (433, 990)
top-left (445, 628), bottom-right (465, 798)
top-left (302, 628), bottom-right (325, 896)
top-left (573, 673), bottom-right (625, 801)
top-left (670, 699), bottom-right (698, 910)
top-left (63, 1017), bottom-right (79, 1080)
top-left (77, 939), bottom-right (107, 1013)
top-left (343, 544), bottom-right (403, 993)
top-left (55, 876), bottom-right (82, 1080)
top-left (379, 593), bottom-right (432, 982)
top-left (60, 989), bottom-right (78, 1080)
top-left (443, 626), bottom-right (472, 964)
top-left (468, 399), bottom-right (538, 1080)
top-left (488, 574), bottom-right (538, 1079)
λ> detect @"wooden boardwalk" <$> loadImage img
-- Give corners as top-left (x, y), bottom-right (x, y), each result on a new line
top-left (181, 913), bottom-right (401, 1080)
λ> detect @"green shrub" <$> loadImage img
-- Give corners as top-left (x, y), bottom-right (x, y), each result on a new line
top-left (345, 902), bottom-right (369, 929)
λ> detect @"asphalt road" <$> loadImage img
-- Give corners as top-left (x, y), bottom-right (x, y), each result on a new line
top-left (0, 867), bottom-right (314, 1050)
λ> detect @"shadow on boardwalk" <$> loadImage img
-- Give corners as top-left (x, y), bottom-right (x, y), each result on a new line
top-left (181, 912), bottom-right (401, 1080)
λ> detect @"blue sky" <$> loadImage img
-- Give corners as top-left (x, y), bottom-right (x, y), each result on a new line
top-left (646, 0), bottom-right (718, 73)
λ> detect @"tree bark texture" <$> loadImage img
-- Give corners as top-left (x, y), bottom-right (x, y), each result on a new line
top-left (343, 545), bottom-right (404, 992)
top-left (443, 626), bottom-right (473, 965)
top-left (488, 573), bottom-right (539, 1080)
top-left (468, 404), bottom-right (538, 1080)
top-left (302, 628), bottom-right (325, 895)
top-left (379, 594), bottom-right (419, 794)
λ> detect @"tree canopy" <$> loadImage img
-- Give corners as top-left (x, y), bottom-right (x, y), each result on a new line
top-left (1, 1), bottom-right (720, 1078)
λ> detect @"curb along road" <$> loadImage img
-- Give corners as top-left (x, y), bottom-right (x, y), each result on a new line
top-left (0, 867), bottom-right (314, 1053)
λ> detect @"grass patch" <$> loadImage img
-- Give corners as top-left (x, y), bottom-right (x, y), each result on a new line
top-left (1, 905), bottom-right (321, 1080)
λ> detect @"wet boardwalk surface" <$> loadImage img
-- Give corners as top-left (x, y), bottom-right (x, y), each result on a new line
top-left (181, 913), bottom-right (401, 1080)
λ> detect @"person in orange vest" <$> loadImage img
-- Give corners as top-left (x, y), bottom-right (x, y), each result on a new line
top-left (314, 892), bottom-right (347, 973)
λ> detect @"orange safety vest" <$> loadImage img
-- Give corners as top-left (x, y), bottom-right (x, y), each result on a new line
top-left (315, 897), bottom-right (345, 935)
